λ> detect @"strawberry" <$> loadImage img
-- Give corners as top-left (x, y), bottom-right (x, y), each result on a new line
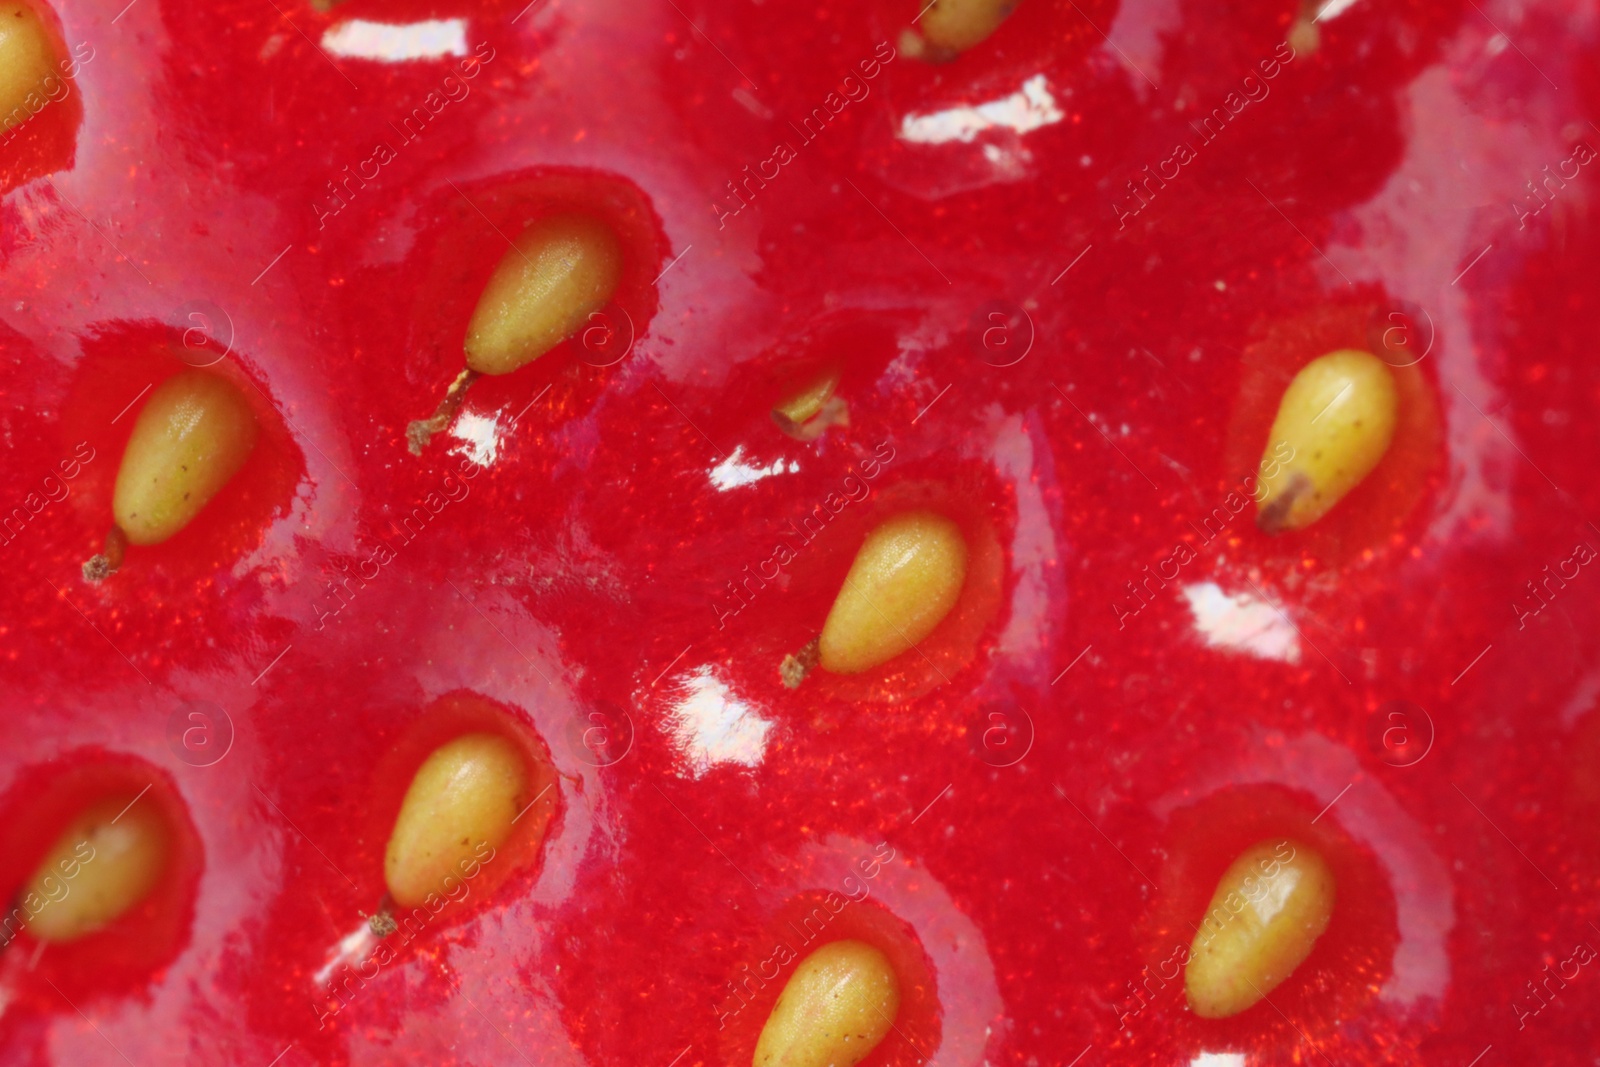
top-left (1, 0), bottom-right (1598, 1064)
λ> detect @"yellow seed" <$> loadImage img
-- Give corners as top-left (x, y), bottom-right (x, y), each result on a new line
top-left (384, 733), bottom-right (529, 909)
top-left (1286, 16), bottom-right (1319, 55)
top-left (112, 370), bottom-right (258, 546)
top-left (754, 940), bottom-right (900, 1067)
top-left (0, 2), bottom-right (58, 136)
top-left (23, 796), bottom-right (169, 943)
top-left (772, 367), bottom-right (849, 440)
top-left (819, 510), bottom-right (967, 674)
top-left (1256, 349), bottom-right (1398, 534)
top-left (1286, 0), bottom-right (1321, 55)
top-left (1185, 839), bottom-right (1335, 1018)
top-left (772, 368), bottom-right (840, 431)
top-left (463, 213), bottom-right (623, 376)
top-left (917, 0), bottom-right (1017, 55)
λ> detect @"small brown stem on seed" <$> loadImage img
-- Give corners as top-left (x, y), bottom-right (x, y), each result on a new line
top-left (780, 637), bottom-right (821, 689)
top-left (368, 897), bottom-right (398, 937)
top-left (406, 368), bottom-right (480, 456)
top-left (81, 526), bottom-right (128, 583)
top-left (1255, 474), bottom-right (1310, 536)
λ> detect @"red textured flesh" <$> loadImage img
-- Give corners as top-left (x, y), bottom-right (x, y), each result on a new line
top-left (1, 0), bottom-right (1598, 1065)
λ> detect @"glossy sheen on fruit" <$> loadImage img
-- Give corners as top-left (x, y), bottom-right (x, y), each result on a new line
top-left (463, 213), bottom-right (623, 376)
top-left (383, 733), bottom-right (530, 909)
top-left (22, 796), bottom-right (169, 943)
top-left (0, 1), bottom-right (56, 135)
top-left (818, 511), bottom-right (968, 674)
top-left (2, 0), bottom-right (1597, 1063)
top-left (753, 940), bottom-right (901, 1067)
top-left (1185, 840), bottom-right (1335, 1018)
top-left (1256, 349), bottom-right (1399, 534)
top-left (111, 370), bottom-right (258, 546)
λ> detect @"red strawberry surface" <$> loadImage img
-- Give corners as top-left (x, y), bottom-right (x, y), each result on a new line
top-left (2, 0), bottom-right (1600, 1064)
